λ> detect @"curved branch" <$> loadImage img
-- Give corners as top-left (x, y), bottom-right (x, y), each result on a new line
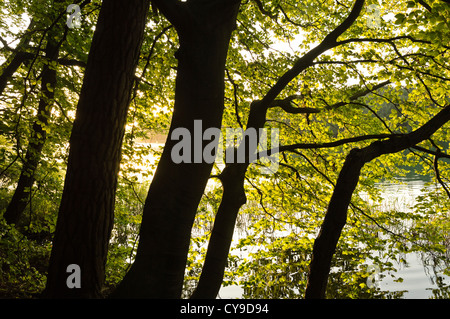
top-left (325, 80), bottom-right (391, 110)
top-left (411, 145), bottom-right (450, 159)
top-left (269, 94), bottom-right (320, 114)
top-left (258, 0), bottom-right (366, 108)
top-left (252, 0), bottom-right (277, 19)
top-left (261, 133), bottom-right (397, 157)
top-left (434, 155), bottom-right (450, 199)
top-left (336, 35), bottom-right (434, 46)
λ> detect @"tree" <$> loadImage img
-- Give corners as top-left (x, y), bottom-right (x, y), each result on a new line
top-left (111, 0), bottom-right (242, 299)
top-left (3, 1), bottom-right (66, 225)
top-left (43, 0), bottom-right (151, 298)
top-left (191, 0), bottom-right (367, 298)
top-left (0, 19), bottom-right (36, 96)
top-left (50, 0), bottom-right (450, 298)
top-left (305, 103), bottom-right (450, 298)
top-left (1, 0), bottom-right (95, 228)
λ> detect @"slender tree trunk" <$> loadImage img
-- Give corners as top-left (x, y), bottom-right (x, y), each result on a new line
top-left (189, 101), bottom-right (267, 299)
top-left (3, 23), bottom-right (60, 225)
top-left (305, 104), bottom-right (450, 299)
top-left (190, 164), bottom-right (247, 299)
top-left (43, 0), bottom-right (150, 298)
top-left (304, 150), bottom-right (364, 299)
top-left (111, 1), bottom-right (241, 298)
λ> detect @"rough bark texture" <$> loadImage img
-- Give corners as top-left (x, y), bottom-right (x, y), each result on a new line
top-left (111, 0), bottom-right (241, 299)
top-left (43, 0), bottom-right (150, 298)
top-left (305, 104), bottom-right (450, 299)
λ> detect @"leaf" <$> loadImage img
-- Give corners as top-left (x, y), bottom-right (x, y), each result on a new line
top-left (394, 13), bottom-right (406, 24)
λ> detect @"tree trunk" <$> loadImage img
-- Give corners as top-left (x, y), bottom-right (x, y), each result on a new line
top-left (3, 22), bottom-right (60, 225)
top-left (305, 104), bottom-right (450, 299)
top-left (43, 0), bottom-right (150, 298)
top-left (190, 164), bottom-right (247, 299)
top-left (304, 150), bottom-right (364, 299)
top-left (111, 0), bottom-right (241, 298)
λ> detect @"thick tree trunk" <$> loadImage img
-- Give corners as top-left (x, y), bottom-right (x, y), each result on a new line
top-left (111, 1), bottom-right (241, 299)
top-left (43, 0), bottom-right (150, 298)
top-left (3, 23), bottom-right (60, 225)
top-left (305, 104), bottom-right (450, 299)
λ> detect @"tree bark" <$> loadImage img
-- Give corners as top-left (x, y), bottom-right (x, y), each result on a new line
top-left (111, 0), bottom-right (241, 299)
top-left (43, 0), bottom-right (150, 298)
top-left (305, 104), bottom-right (450, 299)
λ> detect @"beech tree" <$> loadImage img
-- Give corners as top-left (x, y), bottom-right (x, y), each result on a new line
top-left (112, 0), bottom-right (242, 299)
top-left (44, 0), bottom-right (151, 298)
top-left (191, 0), bottom-right (450, 299)
top-left (115, 0), bottom-right (450, 299)
top-left (1, 0), bottom-right (449, 299)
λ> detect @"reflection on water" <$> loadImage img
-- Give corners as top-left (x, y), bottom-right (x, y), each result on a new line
top-left (377, 252), bottom-right (446, 299)
top-left (372, 176), bottom-right (450, 299)
top-left (376, 176), bottom-right (431, 210)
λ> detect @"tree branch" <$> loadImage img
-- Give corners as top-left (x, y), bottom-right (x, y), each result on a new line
top-left (411, 145), bottom-right (450, 159)
top-left (252, 0), bottom-right (277, 19)
top-left (336, 35), bottom-right (434, 46)
top-left (325, 80), bottom-right (391, 110)
top-left (277, 4), bottom-right (316, 28)
top-left (260, 133), bottom-right (397, 157)
top-left (57, 57), bottom-right (87, 67)
top-left (269, 94), bottom-right (320, 114)
top-left (258, 0), bottom-right (365, 108)
top-left (434, 151), bottom-right (450, 199)
top-left (306, 103), bottom-right (450, 298)
top-left (417, 0), bottom-right (432, 12)
top-left (225, 68), bottom-right (244, 128)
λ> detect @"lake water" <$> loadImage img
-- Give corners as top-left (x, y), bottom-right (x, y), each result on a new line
top-left (375, 252), bottom-right (447, 298)
top-left (369, 176), bottom-right (450, 299)
top-left (216, 175), bottom-right (450, 299)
